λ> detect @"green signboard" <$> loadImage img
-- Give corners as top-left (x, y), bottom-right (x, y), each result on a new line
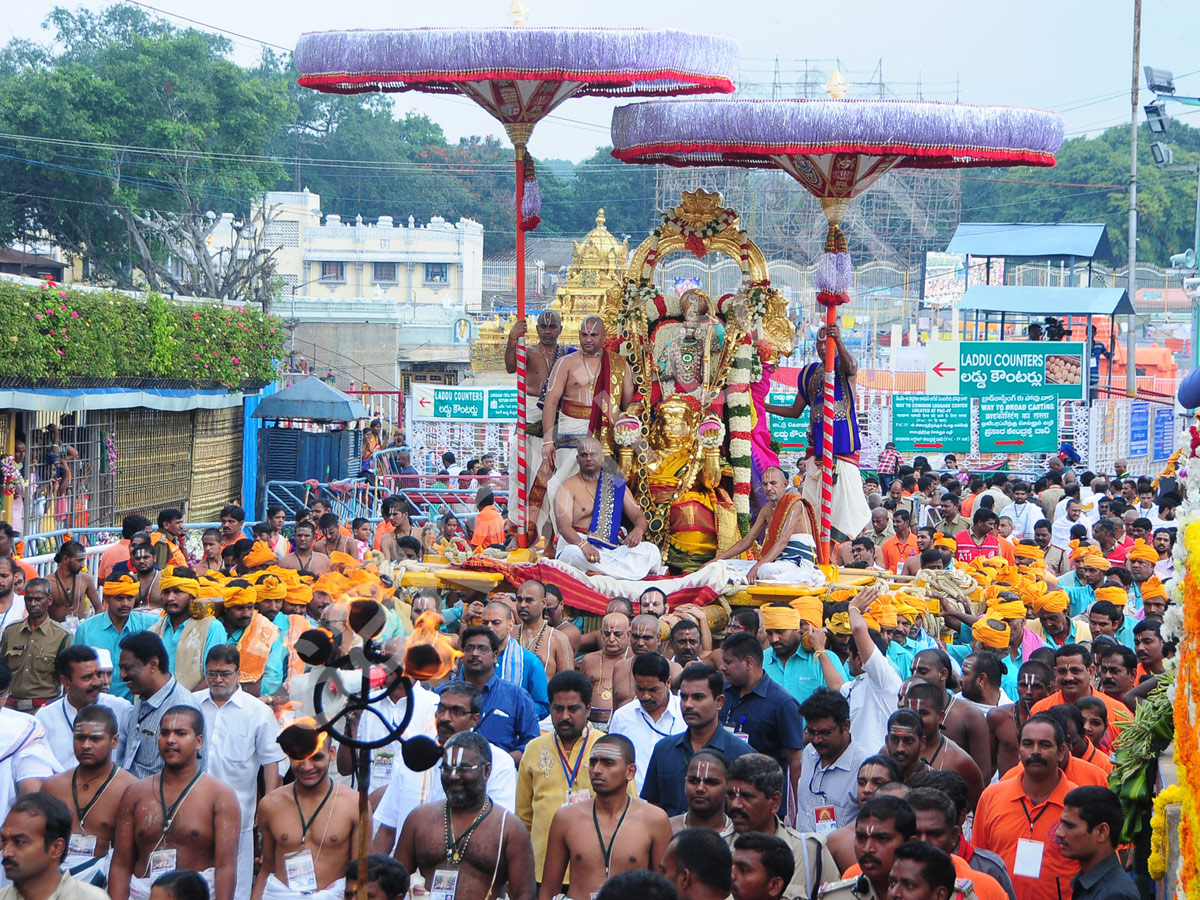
top-left (891, 395), bottom-right (972, 453)
top-left (978, 394), bottom-right (1059, 453)
top-left (487, 388), bottom-right (518, 420)
top-left (768, 391), bottom-right (809, 449)
top-left (433, 388), bottom-right (486, 420)
top-left (958, 341), bottom-right (1086, 401)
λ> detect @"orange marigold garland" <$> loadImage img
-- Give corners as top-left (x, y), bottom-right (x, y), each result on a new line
top-left (1172, 517), bottom-right (1200, 898)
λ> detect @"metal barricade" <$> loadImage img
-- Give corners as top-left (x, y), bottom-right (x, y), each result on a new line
top-left (17, 522), bottom-right (220, 587)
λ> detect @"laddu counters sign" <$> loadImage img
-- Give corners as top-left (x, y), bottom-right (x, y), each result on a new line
top-left (957, 341), bottom-right (1086, 401)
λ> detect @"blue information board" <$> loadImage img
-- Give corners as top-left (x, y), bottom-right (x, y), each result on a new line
top-left (1153, 408), bottom-right (1175, 462)
top-left (1129, 402), bottom-right (1150, 457)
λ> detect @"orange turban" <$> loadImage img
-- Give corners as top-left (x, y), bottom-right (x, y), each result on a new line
top-left (1070, 541), bottom-right (1092, 561)
top-left (196, 576), bottom-right (225, 600)
top-left (1013, 544), bottom-right (1044, 561)
top-left (790, 597), bottom-right (824, 628)
top-left (222, 581), bottom-right (258, 607)
top-left (972, 617), bottom-right (1011, 649)
top-left (1094, 586), bottom-right (1127, 606)
top-left (159, 566), bottom-right (199, 597)
top-left (254, 573), bottom-right (286, 601)
top-left (934, 536), bottom-right (957, 551)
top-left (1127, 539), bottom-right (1158, 564)
top-left (286, 581), bottom-right (314, 607)
top-left (1081, 553), bottom-right (1111, 572)
top-left (877, 603), bottom-right (898, 629)
top-left (825, 612), bottom-right (851, 635)
top-left (1141, 577), bottom-right (1167, 601)
top-left (329, 551), bottom-right (358, 570)
top-left (243, 542), bottom-right (277, 568)
top-left (761, 605), bottom-right (801, 630)
top-left (103, 575), bottom-right (140, 597)
top-left (312, 573), bottom-right (348, 599)
top-left (990, 598), bottom-right (1028, 620)
top-left (1032, 590), bottom-right (1069, 615)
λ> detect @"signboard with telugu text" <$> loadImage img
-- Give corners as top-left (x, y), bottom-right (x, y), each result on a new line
top-left (957, 341), bottom-right (1086, 401)
top-left (768, 390), bottom-right (809, 449)
top-left (412, 385), bottom-right (517, 422)
top-left (891, 396), bottom-right (972, 453)
top-left (978, 395), bottom-right (1059, 454)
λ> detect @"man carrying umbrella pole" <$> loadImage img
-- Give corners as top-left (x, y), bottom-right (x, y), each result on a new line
top-left (763, 323), bottom-right (870, 545)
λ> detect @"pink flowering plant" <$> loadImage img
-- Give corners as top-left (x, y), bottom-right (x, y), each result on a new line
top-left (0, 278), bottom-right (282, 386)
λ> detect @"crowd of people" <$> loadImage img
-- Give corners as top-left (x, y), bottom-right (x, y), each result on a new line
top-left (0, 435), bottom-right (1170, 900)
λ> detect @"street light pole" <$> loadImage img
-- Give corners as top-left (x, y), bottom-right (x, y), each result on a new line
top-left (1126, 0), bottom-right (1141, 398)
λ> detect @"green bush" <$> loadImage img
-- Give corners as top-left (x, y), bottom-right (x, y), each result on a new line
top-left (0, 279), bottom-right (282, 387)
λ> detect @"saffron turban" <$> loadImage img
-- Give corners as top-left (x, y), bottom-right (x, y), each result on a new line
top-left (1127, 539), bottom-right (1158, 564)
top-left (934, 536), bottom-right (957, 551)
top-left (1013, 543), bottom-right (1044, 561)
top-left (877, 603), bottom-right (898, 629)
top-left (761, 605), bottom-right (801, 631)
top-left (972, 617), bottom-right (1011, 649)
top-left (243, 542), bottom-right (277, 568)
top-left (1033, 590), bottom-right (1069, 615)
top-left (892, 597), bottom-right (922, 620)
top-left (990, 599), bottom-right (1029, 621)
top-left (286, 581), bottom-right (314, 607)
top-left (790, 597), bottom-right (824, 628)
top-left (254, 573), bottom-right (286, 601)
top-left (1015, 579), bottom-right (1047, 609)
top-left (196, 577), bottom-right (225, 600)
top-left (1070, 541), bottom-right (1093, 561)
top-left (1141, 577), bottom-right (1167, 601)
top-left (1080, 553), bottom-right (1111, 572)
top-left (222, 582), bottom-right (258, 607)
top-left (103, 575), bottom-right (139, 597)
top-left (329, 551), bottom-right (358, 569)
top-left (312, 573), bottom-right (348, 599)
top-left (1093, 586), bottom-right (1127, 606)
top-left (825, 612), bottom-right (851, 635)
top-left (159, 567), bottom-right (199, 597)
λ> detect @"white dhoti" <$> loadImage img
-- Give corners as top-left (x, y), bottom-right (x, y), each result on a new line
top-left (63, 848), bottom-right (112, 887)
top-left (722, 556), bottom-right (826, 586)
top-left (508, 416), bottom-right (545, 527)
top-left (263, 873), bottom-right (346, 900)
top-left (535, 413), bottom-right (592, 535)
top-left (236, 828), bottom-right (254, 900)
top-left (130, 867), bottom-right (216, 900)
top-left (557, 542), bottom-right (664, 581)
top-left (803, 458), bottom-right (871, 543)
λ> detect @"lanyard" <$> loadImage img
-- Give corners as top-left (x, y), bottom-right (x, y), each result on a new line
top-left (293, 779), bottom-right (335, 843)
top-left (158, 769), bottom-right (203, 840)
top-left (555, 729), bottom-right (588, 791)
top-left (638, 707), bottom-right (675, 738)
top-left (444, 798), bottom-right (493, 863)
top-left (593, 796), bottom-right (631, 879)
top-left (72, 763), bottom-right (119, 826)
top-left (1019, 797), bottom-right (1049, 836)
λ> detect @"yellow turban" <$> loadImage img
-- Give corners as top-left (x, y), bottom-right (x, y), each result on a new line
top-left (1069, 540), bottom-right (1089, 561)
top-left (990, 599), bottom-right (1028, 620)
top-left (1128, 539), bottom-right (1158, 564)
top-left (877, 602), bottom-right (898, 629)
top-left (329, 551), bottom-right (358, 570)
top-left (254, 573), bottom-right (286, 601)
top-left (1093, 586), bottom-right (1127, 606)
top-left (825, 612), bottom-right (851, 635)
top-left (270, 566), bottom-right (300, 587)
top-left (159, 566), bottom-right (199, 597)
top-left (893, 597), bottom-right (921, 620)
top-left (1015, 579), bottom-right (1047, 609)
top-left (103, 575), bottom-right (140, 597)
top-left (286, 581), bottom-right (314, 607)
top-left (790, 596), bottom-right (824, 628)
top-left (934, 536), bottom-right (957, 551)
top-left (761, 605), bottom-right (801, 631)
top-left (1013, 543), bottom-right (1044, 561)
top-left (829, 590), bottom-right (856, 605)
top-left (243, 542), bottom-right (277, 568)
top-left (1081, 553), bottom-right (1111, 572)
top-left (972, 617), bottom-right (1011, 649)
top-left (312, 573), bottom-right (348, 599)
top-left (1142, 577), bottom-right (1167, 601)
top-left (222, 581), bottom-right (258, 607)
top-left (196, 577), bottom-right (225, 600)
top-left (1033, 590), bottom-right (1069, 614)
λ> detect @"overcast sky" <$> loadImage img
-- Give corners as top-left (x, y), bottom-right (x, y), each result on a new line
top-left (6, 0), bottom-right (1200, 162)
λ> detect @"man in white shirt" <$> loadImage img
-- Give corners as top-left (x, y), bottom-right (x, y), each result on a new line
top-left (608, 652), bottom-right (686, 792)
top-left (371, 679), bottom-right (516, 855)
top-left (193, 645), bottom-right (284, 900)
top-left (35, 645), bottom-right (132, 769)
top-left (979, 473), bottom-right (1012, 514)
top-left (336, 674), bottom-right (438, 803)
top-left (1004, 481), bottom-right (1042, 541)
top-left (810, 587), bottom-right (900, 756)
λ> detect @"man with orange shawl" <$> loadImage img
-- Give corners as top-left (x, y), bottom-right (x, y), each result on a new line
top-left (711, 466), bottom-right (825, 585)
top-left (219, 580), bottom-right (285, 697)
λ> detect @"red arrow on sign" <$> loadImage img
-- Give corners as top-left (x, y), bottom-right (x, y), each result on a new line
top-left (994, 439), bottom-right (1026, 446)
top-left (932, 362), bottom-right (956, 377)
top-left (913, 443), bottom-right (944, 448)
top-left (418, 397), bottom-right (431, 408)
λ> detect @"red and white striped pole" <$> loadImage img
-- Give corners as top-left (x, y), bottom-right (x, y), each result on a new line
top-left (514, 152), bottom-right (528, 547)
top-left (821, 306), bottom-right (837, 558)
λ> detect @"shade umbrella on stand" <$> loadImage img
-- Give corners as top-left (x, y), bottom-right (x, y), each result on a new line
top-left (295, 26), bottom-right (738, 544)
top-left (611, 98), bottom-right (1063, 555)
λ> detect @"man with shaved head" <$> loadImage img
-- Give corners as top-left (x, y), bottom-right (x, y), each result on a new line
top-left (713, 466), bottom-right (822, 584)
top-left (531, 314), bottom-right (634, 540)
top-left (611, 615), bottom-right (683, 708)
top-left (553, 437), bottom-right (662, 580)
top-left (579, 612), bottom-right (631, 726)
top-left (482, 599), bottom-right (549, 719)
top-left (515, 579), bottom-right (574, 681)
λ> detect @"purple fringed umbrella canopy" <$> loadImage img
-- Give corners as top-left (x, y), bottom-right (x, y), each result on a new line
top-left (610, 97), bottom-right (1064, 552)
top-left (294, 27), bottom-right (738, 543)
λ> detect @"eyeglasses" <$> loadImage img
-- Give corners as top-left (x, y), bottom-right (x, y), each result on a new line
top-left (205, 669), bottom-right (238, 680)
top-left (443, 763), bottom-right (486, 774)
top-left (436, 704), bottom-right (472, 717)
top-left (804, 724), bottom-right (839, 739)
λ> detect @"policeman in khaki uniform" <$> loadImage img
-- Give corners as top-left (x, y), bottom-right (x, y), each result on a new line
top-left (1, 578), bottom-right (69, 710)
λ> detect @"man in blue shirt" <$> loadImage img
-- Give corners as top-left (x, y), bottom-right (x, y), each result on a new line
top-left (760, 602), bottom-right (846, 705)
top-left (641, 664), bottom-right (752, 816)
top-left (718, 632), bottom-right (805, 791)
top-left (482, 601), bottom-right (549, 718)
top-left (456, 626), bottom-right (539, 763)
top-left (72, 575), bottom-right (159, 699)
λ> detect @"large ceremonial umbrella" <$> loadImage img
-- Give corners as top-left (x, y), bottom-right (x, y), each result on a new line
top-left (294, 27), bottom-right (738, 539)
top-left (610, 98), bottom-right (1063, 550)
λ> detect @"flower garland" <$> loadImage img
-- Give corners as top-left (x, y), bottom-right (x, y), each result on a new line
top-left (104, 434), bottom-right (118, 477)
top-left (1151, 785), bottom-right (1185, 881)
top-left (661, 206), bottom-right (739, 259)
top-left (0, 456), bottom-right (24, 498)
